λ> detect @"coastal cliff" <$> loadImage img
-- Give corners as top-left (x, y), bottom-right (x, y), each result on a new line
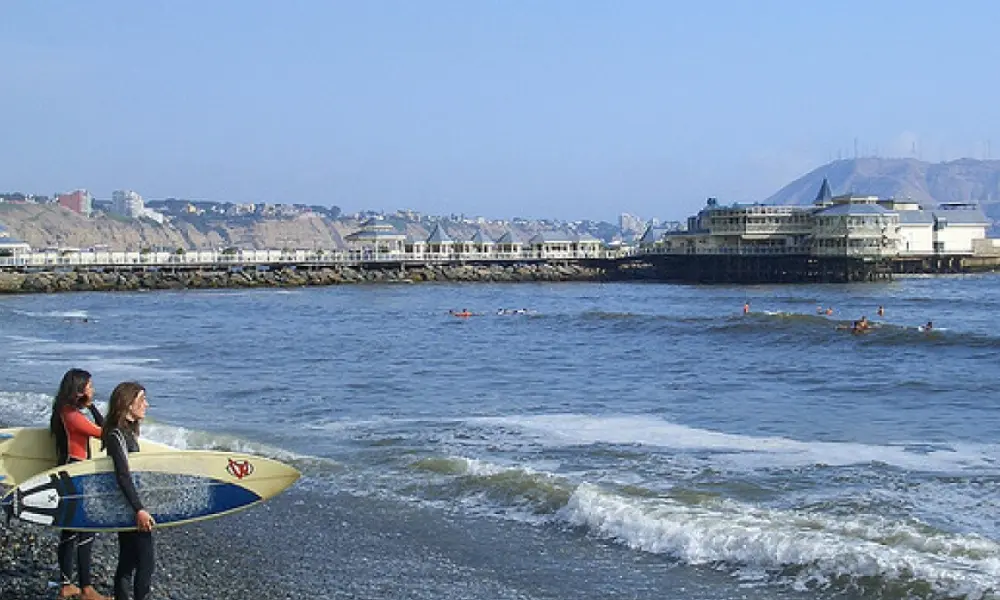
top-left (0, 204), bottom-right (355, 250)
top-left (0, 204), bottom-right (586, 251)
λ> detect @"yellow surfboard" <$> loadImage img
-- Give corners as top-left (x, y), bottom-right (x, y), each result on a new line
top-left (3, 450), bottom-right (300, 532)
top-left (0, 427), bottom-right (175, 488)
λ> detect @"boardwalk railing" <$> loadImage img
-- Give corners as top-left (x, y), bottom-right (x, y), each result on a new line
top-left (0, 248), bottom-right (621, 270)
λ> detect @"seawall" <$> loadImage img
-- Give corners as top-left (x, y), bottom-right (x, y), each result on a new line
top-left (0, 263), bottom-right (609, 294)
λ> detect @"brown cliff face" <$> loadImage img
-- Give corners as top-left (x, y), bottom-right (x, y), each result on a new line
top-left (0, 204), bottom-right (356, 250)
top-left (0, 204), bottom-right (559, 251)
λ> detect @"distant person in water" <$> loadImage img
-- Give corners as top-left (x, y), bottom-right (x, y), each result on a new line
top-left (826, 307), bottom-right (834, 316)
top-left (743, 302), bottom-right (750, 314)
top-left (816, 305), bottom-right (825, 315)
top-left (877, 305), bottom-right (885, 318)
top-left (852, 316), bottom-right (871, 334)
top-left (922, 321), bottom-right (934, 332)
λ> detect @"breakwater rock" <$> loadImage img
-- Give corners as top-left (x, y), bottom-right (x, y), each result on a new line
top-left (0, 263), bottom-right (608, 294)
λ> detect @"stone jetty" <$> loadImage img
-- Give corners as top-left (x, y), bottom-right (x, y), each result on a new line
top-left (0, 263), bottom-right (608, 294)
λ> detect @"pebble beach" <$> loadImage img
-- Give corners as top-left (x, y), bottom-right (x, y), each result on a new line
top-left (2, 484), bottom-right (569, 600)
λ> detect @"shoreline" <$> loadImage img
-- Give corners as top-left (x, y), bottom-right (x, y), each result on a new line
top-left (0, 263), bottom-right (611, 294)
top-left (1, 484), bottom-right (598, 600)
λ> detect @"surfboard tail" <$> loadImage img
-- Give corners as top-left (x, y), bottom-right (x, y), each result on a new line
top-left (2, 488), bottom-right (16, 526)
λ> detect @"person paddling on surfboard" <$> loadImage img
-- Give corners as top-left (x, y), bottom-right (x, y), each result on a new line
top-left (101, 382), bottom-right (155, 600)
top-left (50, 368), bottom-right (111, 600)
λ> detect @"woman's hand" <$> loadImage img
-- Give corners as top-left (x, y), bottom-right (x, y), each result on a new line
top-left (136, 509), bottom-right (155, 532)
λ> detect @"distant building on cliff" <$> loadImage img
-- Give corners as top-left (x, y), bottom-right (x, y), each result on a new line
top-left (57, 190), bottom-right (92, 216)
top-left (111, 189), bottom-right (166, 223)
top-left (618, 212), bottom-right (645, 239)
top-left (112, 189), bottom-right (145, 217)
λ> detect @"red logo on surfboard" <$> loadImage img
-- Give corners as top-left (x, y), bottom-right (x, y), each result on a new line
top-left (226, 459), bottom-right (254, 480)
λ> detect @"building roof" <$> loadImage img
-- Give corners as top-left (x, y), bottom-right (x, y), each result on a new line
top-left (425, 223), bottom-right (453, 244)
top-left (0, 237), bottom-right (30, 248)
top-left (357, 217), bottom-right (400, 231)
top-left (814, 203), bottom-right (894, 216)
top-left (897, 210), bottom-right (935, 225)
top-left (470, 229), bottom-right (495, 244)
top-left (814, 178), bottom-right (833, 204)
top-left (345, 219), bottom-right (405, 242)
top-left (639, 226), bottom-right (669, 244)
top-left (528, 230), bottom-right (576, 244)
top-left (932, 208), bottom-right (991, 225)
top-left (573, 231), bottom-right (601, 243)
top-left (495, 230), bottom-right (525, 244)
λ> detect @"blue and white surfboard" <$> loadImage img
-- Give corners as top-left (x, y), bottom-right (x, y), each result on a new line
top-left (2, 450), bottom-right (299, 532)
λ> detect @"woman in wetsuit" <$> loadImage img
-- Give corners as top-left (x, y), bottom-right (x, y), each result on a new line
top-left (50, 368), bottom-right (110, 600)
top-left (101, 381), bottom-right (155, 600)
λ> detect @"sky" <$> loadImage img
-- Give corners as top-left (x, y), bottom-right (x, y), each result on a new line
top-left (3, 2), bottom-right (1000, 222)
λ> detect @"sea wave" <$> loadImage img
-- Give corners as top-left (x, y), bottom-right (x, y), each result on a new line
top-left (472, 414), bottom-right (1000, 475)
top-left (568, 308), bottom-right (1000, 351)
top-left (398, 452), bottom-right (1000, 598)
top-left (12, 309), bottom-right (91, 320)
top-left (561, 484), bottom-right (1000, 599)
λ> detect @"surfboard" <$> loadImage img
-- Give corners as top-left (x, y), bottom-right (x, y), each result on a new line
top-left (1, 450), bottom-right (300, 532)
top-left (0, 427), bottom-right (175, 488)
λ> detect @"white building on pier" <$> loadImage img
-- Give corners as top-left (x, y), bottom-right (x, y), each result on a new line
top-left (641, 179), bottom-right (992, 259)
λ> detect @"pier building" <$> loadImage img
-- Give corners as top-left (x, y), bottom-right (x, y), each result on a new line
top-left (635, 179), bottom-right (996, 281)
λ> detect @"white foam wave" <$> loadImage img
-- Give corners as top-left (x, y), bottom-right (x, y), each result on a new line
top-left (561, 484), bottom-right (1000, 598)
top-left (0, 391), bottom-right (53, 426)
top-left (13, 309), bottom-right (90, 319)
top-left (462, 457), bottom-right (509, 477)
top-left (4, 335), bottom-right (54, 344)
top-left (141, 422), bottom-right (313, 464)
top-left (12, 340), bottom-right (157, 354)
top-left (474, 414), bottom-right (1000, 474)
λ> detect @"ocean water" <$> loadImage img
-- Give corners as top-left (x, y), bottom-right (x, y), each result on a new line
top-left (2, 276), bottom-right (1000, 599)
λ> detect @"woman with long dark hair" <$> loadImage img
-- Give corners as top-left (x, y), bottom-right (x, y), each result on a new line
top-left (49, 368), bottom-right (110, 600)
top-left (101, 381), bottom-right (155, 600)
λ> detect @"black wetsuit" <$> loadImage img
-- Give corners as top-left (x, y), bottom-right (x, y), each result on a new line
top-left (106, 427), bottom-right (154, 600)
top-left (55, 405), bottom-right (103, 591)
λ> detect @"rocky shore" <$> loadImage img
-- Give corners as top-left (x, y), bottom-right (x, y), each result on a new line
top-left (0, 263), bottom-right (610, 294)
top-left (0, 505), bottom-right (300, 600)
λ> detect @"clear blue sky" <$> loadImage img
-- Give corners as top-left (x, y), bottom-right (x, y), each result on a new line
top-left (3, 2), bottom-right (999, 221)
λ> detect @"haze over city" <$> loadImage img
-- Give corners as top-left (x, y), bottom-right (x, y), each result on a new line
top-left (3, 1), bottom-right (1000, 221)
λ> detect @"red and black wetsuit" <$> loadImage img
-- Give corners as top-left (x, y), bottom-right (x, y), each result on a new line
top-left (56, 405), bottom-right (104, 591)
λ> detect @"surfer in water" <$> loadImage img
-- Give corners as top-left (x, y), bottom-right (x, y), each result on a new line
top-left (50, 368), bottom-right (111, 600)
top-left (102, 382), bottom-right (155, 600)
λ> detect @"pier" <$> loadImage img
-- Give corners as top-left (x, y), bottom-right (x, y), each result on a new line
top-left (0, 247), bottom-right (619, 274)
top-left (0, 246), bottom-right (997, 292)
top-left (629, 253), bottom-right (895, 284)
